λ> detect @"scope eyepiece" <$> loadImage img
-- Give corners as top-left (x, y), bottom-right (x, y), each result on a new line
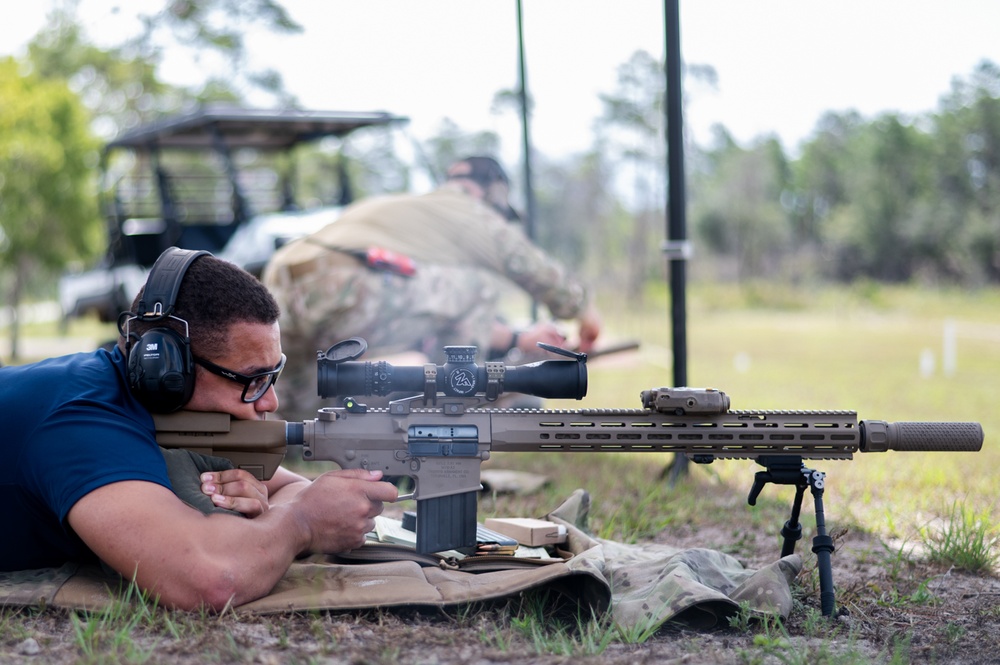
top-left (316, 340), bottom-right (587, 401)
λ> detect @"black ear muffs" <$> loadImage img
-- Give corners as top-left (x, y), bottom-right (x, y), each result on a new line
top-left (126, 327), bottom-right (195, 413)
top-left (122, 247), bottom-right (210, 413)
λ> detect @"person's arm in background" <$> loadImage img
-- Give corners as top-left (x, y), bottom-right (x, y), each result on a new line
top-left (489, 311), bottom-right (602, 361)
top-left (486, 220), bottom-right (603, 354)
top-left (574, 305), bottom-right (602, 354)
top-left (488, 320), bottom-right (568, 360)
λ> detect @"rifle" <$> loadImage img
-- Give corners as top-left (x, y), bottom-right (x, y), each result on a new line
top-left (154, 339), bottom-right (984, 617)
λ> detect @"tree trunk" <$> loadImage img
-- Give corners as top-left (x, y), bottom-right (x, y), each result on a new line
top-left (8, 256), bottom-right (26, 361)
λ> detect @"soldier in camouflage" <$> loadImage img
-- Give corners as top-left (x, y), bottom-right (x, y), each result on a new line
top-left (262, 156), bottom-right (602, 421)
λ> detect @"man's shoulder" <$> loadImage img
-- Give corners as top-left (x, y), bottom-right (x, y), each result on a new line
top-left (2, 348), bottom-right (124, 404)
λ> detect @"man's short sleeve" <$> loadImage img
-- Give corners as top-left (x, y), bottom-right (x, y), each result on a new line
top-left (21, 401), bottom-right (171, 524)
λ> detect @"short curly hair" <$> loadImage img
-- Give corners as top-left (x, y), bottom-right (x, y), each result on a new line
top-left (119, 254), bottom-right (280, 359)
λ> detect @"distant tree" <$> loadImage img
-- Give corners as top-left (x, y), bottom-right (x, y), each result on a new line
top-left (824, 115), bottom-right (933, 281)
top-left (129, 0), bottom-right (302, 107)
top-left (789, 111), bottom-right (864, 245)
top-left (782, 61), bottom-right (1000, 285)
top-left (20, 1), bottom-right (306, 273)
top-left (26, 8), bottom-right (186, 140)
top-left (27, 1), bottom-right (303, 138)
top-left (340, 127), bottom-right (412, 197)
top-left (0, 58), bottom-right (99, 359)
top-left (531, 150), bottom-right (617, 273)
top-left (929, 60), bottom-right (1000, 281)
top-left (594, 50), bottom-right (665, 301)
top-left (692, 130), bottom-right (792, 281)
top-left (685, 59), bottom-right (1000, 286)
top-left (595, 50), bottom-right (718, 300)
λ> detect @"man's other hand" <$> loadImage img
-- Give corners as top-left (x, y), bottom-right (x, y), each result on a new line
top-left (201, 469), bottom-right (269, 517)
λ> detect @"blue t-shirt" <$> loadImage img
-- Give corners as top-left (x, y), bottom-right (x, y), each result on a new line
top-left (0, 346), bottom-right (171, 571)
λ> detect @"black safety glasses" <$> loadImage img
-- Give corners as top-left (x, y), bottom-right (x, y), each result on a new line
top-left (193, 353), bottom-right (286, 403)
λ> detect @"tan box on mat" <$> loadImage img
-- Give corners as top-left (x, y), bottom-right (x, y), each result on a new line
top-left (483, 518), bottom-right (567, 547)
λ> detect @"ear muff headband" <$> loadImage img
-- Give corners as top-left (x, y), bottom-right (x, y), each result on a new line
top-left (124, 247), bottom-right (210, 413)
top-left (138, 248), bottom-right (210, 319)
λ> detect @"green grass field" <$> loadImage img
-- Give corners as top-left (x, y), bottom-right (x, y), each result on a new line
top-left (544, 280), bottom-right (999, 541)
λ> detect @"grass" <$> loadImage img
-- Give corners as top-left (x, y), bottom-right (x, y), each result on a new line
top-left (919, 502), bottom-right (1000, 572)
top-left (503, 595), bottom-right (618, 656)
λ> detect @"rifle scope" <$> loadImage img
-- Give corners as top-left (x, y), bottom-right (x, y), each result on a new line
top-left (316, 338), bottom-right (588, 401)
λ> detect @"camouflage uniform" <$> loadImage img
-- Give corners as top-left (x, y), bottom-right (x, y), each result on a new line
top-left (263, 182), bottom-right (590, 421)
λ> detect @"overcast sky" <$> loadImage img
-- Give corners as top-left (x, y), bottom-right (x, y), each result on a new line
top-left (4, 0), bottom-right (1000, 164)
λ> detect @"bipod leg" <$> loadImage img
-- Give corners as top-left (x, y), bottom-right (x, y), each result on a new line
top-left (806, 467), bottom-right (836, 617)
top-left (662, 454), bottom-right (689, 485)
top-left (780, 484), bottom-right (806, 558)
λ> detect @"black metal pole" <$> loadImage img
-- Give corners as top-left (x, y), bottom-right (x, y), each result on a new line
top-left (516, 0), bottom-right (539, 321)
top-left (664, 0), bottom-right (690, 480)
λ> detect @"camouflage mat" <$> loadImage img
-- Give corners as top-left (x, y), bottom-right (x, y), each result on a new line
top-left (0, 490), bottom-right (800, 630)
top-left (546, 490), bottom-right (801, 630)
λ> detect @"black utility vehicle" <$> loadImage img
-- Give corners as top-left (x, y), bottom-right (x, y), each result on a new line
top-left (60, 105), bottom-right (406, 321)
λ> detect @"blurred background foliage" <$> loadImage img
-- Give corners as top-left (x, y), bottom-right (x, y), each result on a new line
top-left (3, 1), bottom-right (1000, 316)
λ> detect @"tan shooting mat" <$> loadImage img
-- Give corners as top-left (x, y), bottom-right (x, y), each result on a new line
top-left (0, 490), bottom-right (800, 630)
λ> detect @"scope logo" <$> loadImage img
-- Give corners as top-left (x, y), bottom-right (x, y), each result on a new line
top-left (448, 368), bottom-right (477, 395)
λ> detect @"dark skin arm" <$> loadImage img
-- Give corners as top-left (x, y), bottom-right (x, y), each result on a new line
top-left (68, 469), bottom-right (397, 611)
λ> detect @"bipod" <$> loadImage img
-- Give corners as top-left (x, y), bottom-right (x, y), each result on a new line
top-left (748, 455), bottom-right (837, 617)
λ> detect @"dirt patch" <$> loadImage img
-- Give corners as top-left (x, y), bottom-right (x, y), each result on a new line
top-left (652, 516), bottom-right (1000, 664)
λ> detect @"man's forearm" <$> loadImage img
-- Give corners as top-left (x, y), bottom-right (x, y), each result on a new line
top-left (179, 469), bottom-right (392, 608)
top-left (69, 481), bottom-right (309, 611)
top-left (267, 478), bottom-right (310, 506)
top-left (195, 503), bottom-right (311, 607)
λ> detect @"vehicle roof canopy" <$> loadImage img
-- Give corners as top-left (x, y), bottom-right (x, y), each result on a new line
top-left (105, 104), bottom-right (408, 152)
